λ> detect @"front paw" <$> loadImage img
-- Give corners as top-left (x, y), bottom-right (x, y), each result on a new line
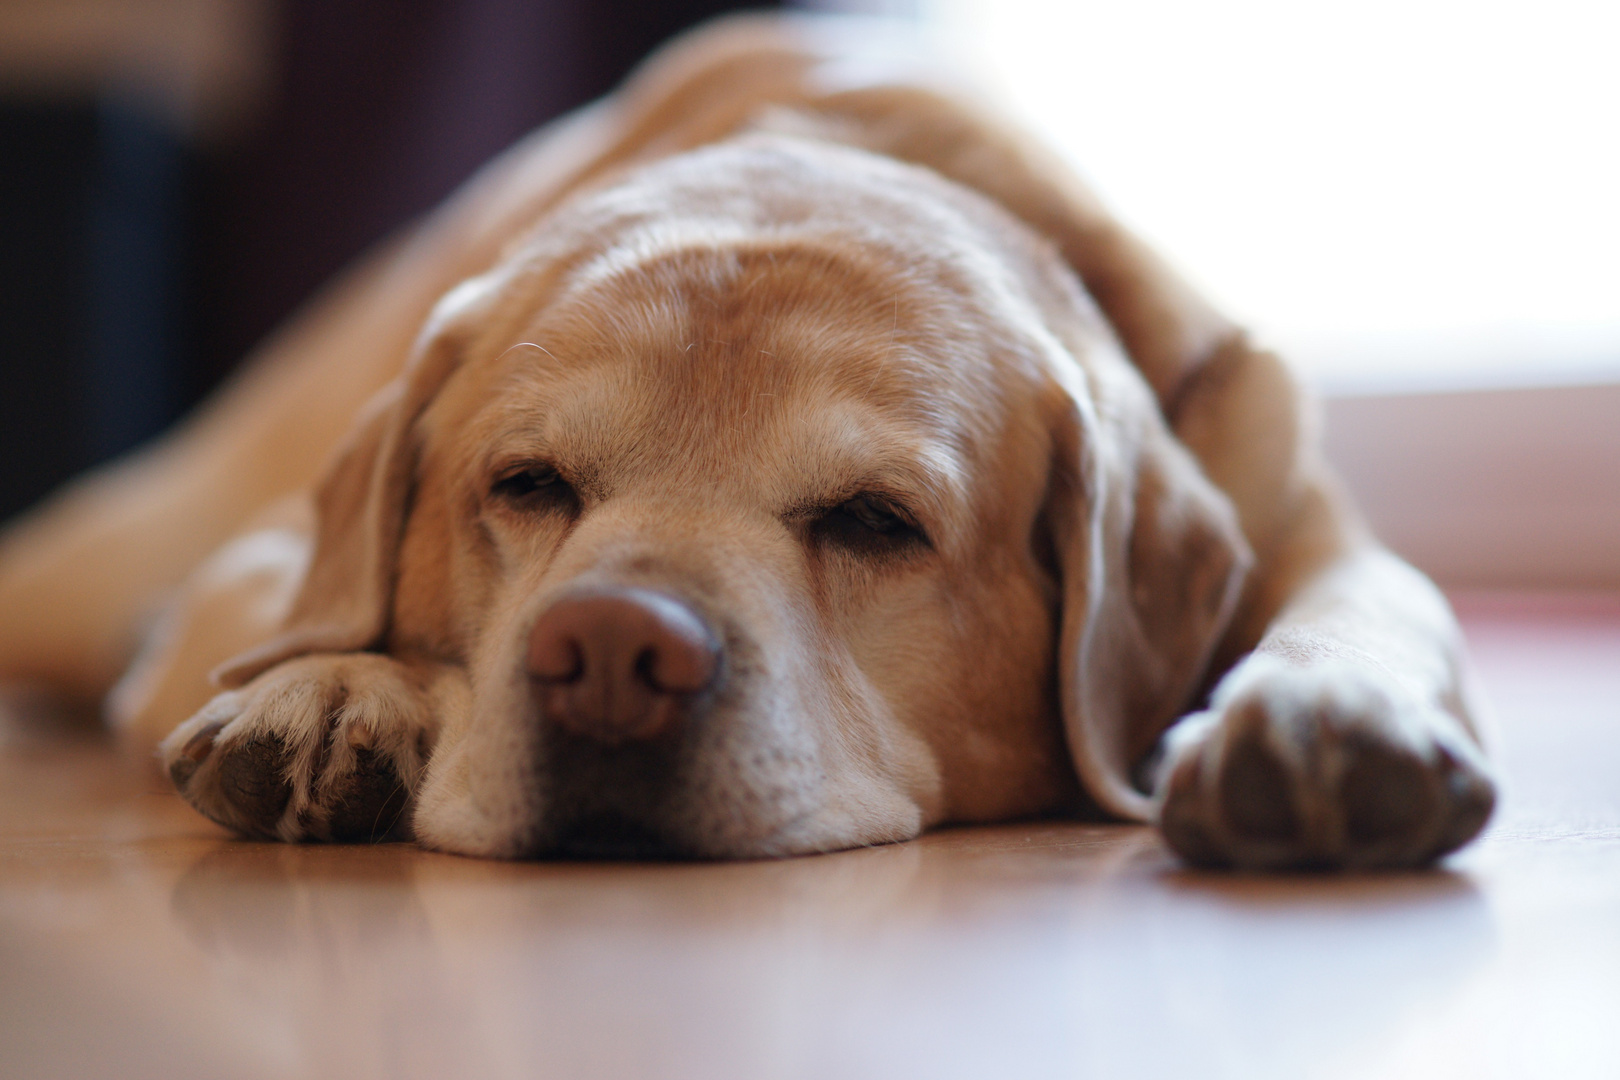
top-left (160, 654), bottom-right (435, 842)
top-left (1155, 658), bottom-right (1496, 870)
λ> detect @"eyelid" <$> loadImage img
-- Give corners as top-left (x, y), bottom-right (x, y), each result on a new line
top-left (497, 462), bottom-right (556, 483)
top-left (865, 490), bottom-right (919, 520)
top-left (784, 483), bottom-right (923, 527)
top-left (490, 453), bottom-right (553, 478)
top-left (846, 488), bottom-right (922, 525)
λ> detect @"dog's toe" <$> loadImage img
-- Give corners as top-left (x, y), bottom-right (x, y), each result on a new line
top-left (212, 734), bottom-right (295, 836)
top-left (1158, 763), bottom-right (1226, 869)
top-left (1218, 729), bottom-right (1300, 844)
top-left (1339, 733), bottom-right (1431, 847)
top-left (323, 748), bottom-right (411, 842)
top-left (1427, 743), bottom-right (1496, 859)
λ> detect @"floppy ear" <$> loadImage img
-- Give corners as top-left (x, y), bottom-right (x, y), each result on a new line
top-left (211, 317), bottom-right (474, 689)
top-left (1047, 368), bottom-right (1252, 821)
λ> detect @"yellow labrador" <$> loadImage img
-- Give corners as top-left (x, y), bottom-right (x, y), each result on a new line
top-left (0, 15), bottom-right (1493, 868)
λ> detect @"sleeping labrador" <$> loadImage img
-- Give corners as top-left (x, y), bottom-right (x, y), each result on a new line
top-left (0, 14), bottom-right (1494, 868)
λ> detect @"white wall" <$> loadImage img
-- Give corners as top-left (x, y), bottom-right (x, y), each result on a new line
top-left (1323, 383), bottom-right (1620, 588)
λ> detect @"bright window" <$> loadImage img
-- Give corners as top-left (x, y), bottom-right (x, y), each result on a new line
top-left (922, 0), bottom-right (1620, 393)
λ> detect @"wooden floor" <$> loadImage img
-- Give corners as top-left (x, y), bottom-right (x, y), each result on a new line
top-left (3, 592), bottom-right (1617, 1080)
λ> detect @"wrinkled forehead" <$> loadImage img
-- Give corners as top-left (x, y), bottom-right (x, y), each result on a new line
top-left (479, 246), bottom-right (986, 506)
top-left (430, 137), bottom-right (1077, 497)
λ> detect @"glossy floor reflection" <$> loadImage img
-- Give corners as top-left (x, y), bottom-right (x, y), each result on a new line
top-left (3, 592), bottom-right (1617, 1079)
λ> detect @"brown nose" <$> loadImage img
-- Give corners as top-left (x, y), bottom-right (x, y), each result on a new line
top-left (526, 586), bottom-right (720, 744)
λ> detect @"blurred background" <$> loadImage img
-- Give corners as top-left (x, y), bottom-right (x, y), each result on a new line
top-left (0, 0), bottom-right (814, 523)
top-left (1, 0), bottom-right (1615, 584)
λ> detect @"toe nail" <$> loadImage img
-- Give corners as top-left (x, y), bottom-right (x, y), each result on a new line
top-left (169, 721), bottom-right (226, 789)
top-left (182, 721), bottom-right (225, 762)
top-left (168, 758), bottom-right (199, 789)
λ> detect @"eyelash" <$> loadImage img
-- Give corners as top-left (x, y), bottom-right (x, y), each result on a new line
top-left (489, 463), bottom-right (580, 515)
top-left (810, 493), bottom-right (930, 556)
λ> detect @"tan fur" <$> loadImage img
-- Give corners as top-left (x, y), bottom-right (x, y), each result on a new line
top-left (0, 14), bottom-right (1493, 868)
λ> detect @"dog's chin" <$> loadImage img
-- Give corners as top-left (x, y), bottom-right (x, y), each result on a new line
top-left (525, 801), bottom-right (876, 861)
top-left (540, 812), bottom-right (695, 861)
top-left (529, 805), bottom-right (832, 861)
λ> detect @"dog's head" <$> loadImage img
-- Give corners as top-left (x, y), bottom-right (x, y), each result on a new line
top-left (219, 135), bottom-right (1249, 857)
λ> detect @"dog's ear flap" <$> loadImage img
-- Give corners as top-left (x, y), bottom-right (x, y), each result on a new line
top-left (210, 381), bottom-right (412, 688)
top-left (1047, 374), bottom-right (1252, 821)
top-left (211, 316), bottom-right (474, 690)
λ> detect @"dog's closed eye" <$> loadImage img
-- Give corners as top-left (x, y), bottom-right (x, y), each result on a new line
top-left (490, 463), bottom-right (581, 516)
top-left (811, 494), bottom-right (929, 556)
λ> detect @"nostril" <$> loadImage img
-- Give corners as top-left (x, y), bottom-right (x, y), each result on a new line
top-left (633, 634), bottom-right (718, 696)
top-left (635, 607), bottom-right (718, 695)
top-left (632, 648), bottom-right (659, 691)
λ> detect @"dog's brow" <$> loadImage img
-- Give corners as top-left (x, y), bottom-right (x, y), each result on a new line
top-left (786, 426), bottom-right (965, 525)
top-left (846, 462), bottom-right (953, 513)
top-left (797, 397), bottom-right (965, 472)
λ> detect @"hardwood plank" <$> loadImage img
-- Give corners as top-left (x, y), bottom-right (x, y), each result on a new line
top-left (3, 592), bottom-right (1617, 1079)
